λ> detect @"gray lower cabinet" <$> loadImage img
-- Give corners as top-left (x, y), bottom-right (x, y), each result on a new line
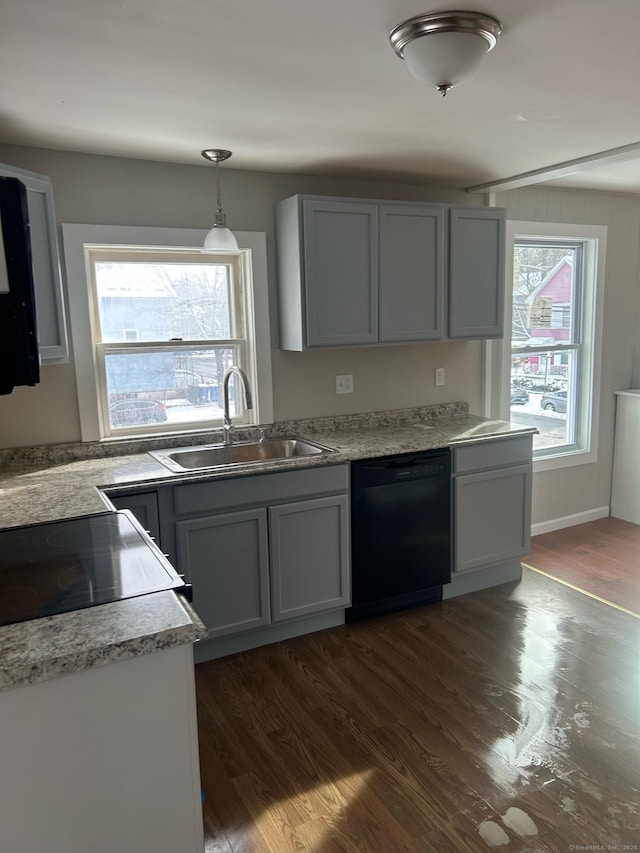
top-left (454, 465), bottom-right (532, 572)
top-left (176, 508), bottom-right (271, 638)
top-left (172, 465), bottom-right (351, 645)
top-left (0, 161), bottom-right (68, 364)
top-left (269, 495), bottom-right (350, 622)
top-left (110, 491), bottom-right (161, 543)
top-left (452, 435), bottom-right (532, 580)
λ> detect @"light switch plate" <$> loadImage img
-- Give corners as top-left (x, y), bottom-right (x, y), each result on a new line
top-left (435, 367), bottom-right (445, 386)
top-left (336, 374), bottom-right (354, 394)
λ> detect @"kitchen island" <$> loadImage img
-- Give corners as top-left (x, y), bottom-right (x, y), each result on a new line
top-left (0, 473), bottom-right (207, 853)
top-left (1, 615), bottom-right (206, 853)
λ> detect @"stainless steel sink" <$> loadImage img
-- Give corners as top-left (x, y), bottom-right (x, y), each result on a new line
top-left (149, 435), bottom-right (335, 472)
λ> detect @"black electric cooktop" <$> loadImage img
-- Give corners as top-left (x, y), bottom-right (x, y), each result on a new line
top-left (0, 510), bottom-right (187, 628)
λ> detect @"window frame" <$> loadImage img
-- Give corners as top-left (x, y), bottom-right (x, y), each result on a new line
top-left (484, 220), bottom-right (606, 473)
top-left (62, 224), bottom-right (273, 442)
top-left (511, 237), bottom-right (584, 455)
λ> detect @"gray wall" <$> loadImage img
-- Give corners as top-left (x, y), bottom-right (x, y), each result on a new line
top-left (0, 144), bottom-right (478, 449)
top-left (497, 185), bottom-right (640, 526)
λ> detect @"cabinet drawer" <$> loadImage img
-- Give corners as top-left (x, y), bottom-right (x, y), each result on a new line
top-left (453, 435), bottom-right (532, 475)
top-left (173, 463), bottom-right (349, 517)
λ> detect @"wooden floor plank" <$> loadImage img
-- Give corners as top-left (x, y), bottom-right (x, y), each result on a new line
top-left (431, 592), bottom-right (640, 741)
top-left (529, 516), bottom-right (640, 614)
top-left (195, 566), bottom-right (640, 852)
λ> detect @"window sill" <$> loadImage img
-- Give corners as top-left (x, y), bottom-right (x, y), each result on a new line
top-left (533, 446), bottom-right (597, 473)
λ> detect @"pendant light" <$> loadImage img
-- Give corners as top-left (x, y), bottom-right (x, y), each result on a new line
top-left (389, 10), bottom-right (502, 97)
top-left (201, 148), bottom-right (238, 251)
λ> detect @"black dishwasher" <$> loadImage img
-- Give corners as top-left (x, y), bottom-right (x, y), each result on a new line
top-left (347, 448), bottom-right (451, 621)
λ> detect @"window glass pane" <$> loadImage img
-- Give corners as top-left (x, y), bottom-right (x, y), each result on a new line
top-left (94, 262), bottom-right (233, 342)
top-left (104, 347), bottom-right (244, 431)
top-left (509, 350), bottom-right (574, 452)
top-left (512, 244), bottom-right (579, 349)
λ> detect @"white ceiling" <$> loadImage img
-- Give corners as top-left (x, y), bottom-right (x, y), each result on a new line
top-left (4, 0), bottom-right (640, 194)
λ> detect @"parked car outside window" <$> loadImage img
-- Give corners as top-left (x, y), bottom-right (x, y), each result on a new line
top-left (109, 399), bottom-right (168, 427)
top-left (510, 388), bottom-right (530, 405)
top-left (540, 390), bottom-right (567, 413)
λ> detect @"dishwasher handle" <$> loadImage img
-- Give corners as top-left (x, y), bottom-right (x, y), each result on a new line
top-left (382, 455), bottom-right (444, 469)
top-left (352, 450), bottom-right (450, 486)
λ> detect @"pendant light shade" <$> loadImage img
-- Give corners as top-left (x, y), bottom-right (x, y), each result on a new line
top-left (201, 148), bottom-right (238, 251)
top-left (203, 224), bottom-right (238, 251)
top-left (389, 10), bottom-right (502, 97)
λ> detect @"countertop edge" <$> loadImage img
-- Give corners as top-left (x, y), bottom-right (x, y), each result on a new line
top-left (0, 591), bottom-right (207, 693)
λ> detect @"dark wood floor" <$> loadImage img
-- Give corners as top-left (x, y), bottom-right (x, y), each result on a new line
top-left (195, 568), bottom-right (640, 852)
top-left (528, 516), bottom-right (640, 615)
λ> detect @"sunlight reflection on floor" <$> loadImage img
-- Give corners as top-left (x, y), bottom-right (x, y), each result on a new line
top-left (250, 769), bottom-right (374, 852)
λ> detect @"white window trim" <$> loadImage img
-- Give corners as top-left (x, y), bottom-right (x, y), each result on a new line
top-left (483, 220), bottom-right (607, 473)
top-left (62, 224), bottom-right (273, 442)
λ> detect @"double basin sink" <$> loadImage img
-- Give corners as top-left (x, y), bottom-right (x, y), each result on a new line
top-left (149, 435), bottom-right (335, 473)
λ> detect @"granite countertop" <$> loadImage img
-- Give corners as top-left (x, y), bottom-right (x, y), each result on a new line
top-left (0, 407), bottom-right (534, 529)
top-left (0, 403), bottom-right (535, 692)
top-left (0, 592), bottom-right (204, 692)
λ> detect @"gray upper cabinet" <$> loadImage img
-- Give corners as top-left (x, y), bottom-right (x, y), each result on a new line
top-left (276, 195), bottom-right (446, 350)
top-left (276, 194), bottom-right (504, 349)
top-left (303, 199), bottom-right (378, 347)
top-left (276, 196), bottom-right (378, 348)
top-left (379, 204), bottom-right (444, 342)
top-left (448, 206), bottom-right (505, 340)
top-left (0, 162), bottom-right (68, 363)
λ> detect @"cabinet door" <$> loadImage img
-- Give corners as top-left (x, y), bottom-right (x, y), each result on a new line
top-left (176, 509), bottom-right (270, 637)
top-left (448, 206), bottom-right (505, 339)
top-left (454, 464), bottom-right (531, 573)
top-left (110, 492), bottom-right (161, 543)
top-left (379, 203), bottom-right (445, 341)
top-left (269, 495), bottom-right (350, 622)
top-left (303, 199), bottom-right (378, 346)
top-left (0, 162), bottom-right (68, 363)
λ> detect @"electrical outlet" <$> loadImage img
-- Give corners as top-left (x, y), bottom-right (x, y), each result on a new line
top-left (336, 374), bottom-right (354, 394)
top-left (435, 367), bottom-right (445, 386)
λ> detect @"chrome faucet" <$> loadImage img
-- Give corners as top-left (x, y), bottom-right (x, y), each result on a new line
top-left (222, 366), bottom-right (253, 446)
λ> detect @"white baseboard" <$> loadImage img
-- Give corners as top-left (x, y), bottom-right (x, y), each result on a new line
top-left (531, 506), bottom-right (609, 537)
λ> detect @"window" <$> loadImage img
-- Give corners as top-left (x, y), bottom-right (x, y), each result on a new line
top-left (89, 249), bottom-right (249, 436)
top-left (495, 221), bottom-right (606, 470)
top-left (510, 239), bottom-right (583, 454)
top-left (63, 225), bottom-right (272, 441)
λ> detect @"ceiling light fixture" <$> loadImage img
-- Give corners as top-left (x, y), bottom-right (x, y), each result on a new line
top-left (201, 148), bottom-right (238, 251)
top-left (389, 10), bottom-right (502, 97)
